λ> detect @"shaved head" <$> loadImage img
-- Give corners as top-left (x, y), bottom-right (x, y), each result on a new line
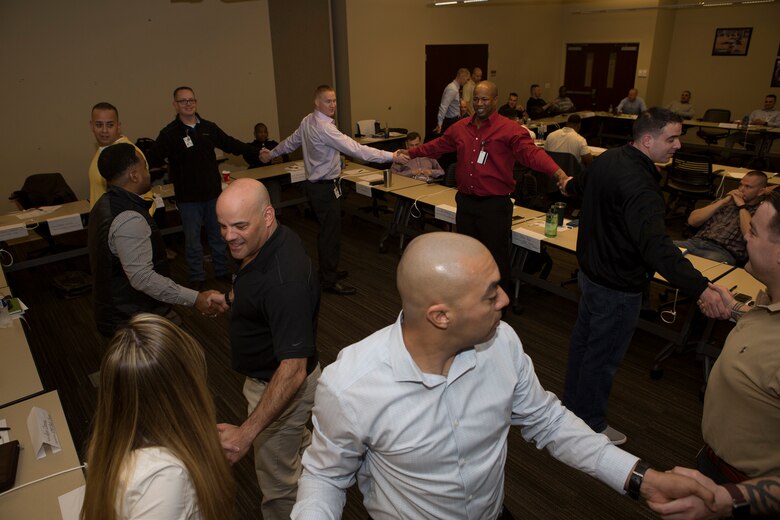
top-left (398, 232), bottom-right (492, 315)
top-left (216, 178), bottom-right (275, 264)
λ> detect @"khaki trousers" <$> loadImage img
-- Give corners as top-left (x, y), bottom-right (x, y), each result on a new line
top-left (242, 364), bottom-right (320, 520)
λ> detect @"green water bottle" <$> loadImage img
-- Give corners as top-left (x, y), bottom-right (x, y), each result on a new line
top-left (544, 207), bottom-right (558, 238)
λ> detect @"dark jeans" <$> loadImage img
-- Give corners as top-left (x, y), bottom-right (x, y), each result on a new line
top-left (455, 192), bottom-right (513, 295)
top-left (563, 272), bottom-right (642, 432)
top-left (304, 181), bottom-right (341, 286)
top-left (177, 198), bottom-right (229, 281)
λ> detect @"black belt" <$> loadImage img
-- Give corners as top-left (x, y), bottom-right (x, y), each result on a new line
top-left (310, 178), bottom-right (338, 184)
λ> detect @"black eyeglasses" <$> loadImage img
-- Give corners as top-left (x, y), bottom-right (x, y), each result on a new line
top-left (175, 98), bottom-right (197, 105)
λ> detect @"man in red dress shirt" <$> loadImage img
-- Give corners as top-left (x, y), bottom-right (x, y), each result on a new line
top-left (402, 81), bottom-right (566, 295)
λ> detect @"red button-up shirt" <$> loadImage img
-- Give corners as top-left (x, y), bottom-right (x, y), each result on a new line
top-left (410, 112), bottom-right (560, 196)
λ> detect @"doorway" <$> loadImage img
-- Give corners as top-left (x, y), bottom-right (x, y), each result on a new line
top-left (425, 44), bottom-right (489, 135)
top-left (563, 43), bottom-right (639, 112)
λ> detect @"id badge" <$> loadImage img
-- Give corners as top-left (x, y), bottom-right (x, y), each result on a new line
top-left (477, 150), bottom-right (488, 165)
top-left (183, 136), bottom-right (194, 148)
top-left (333, 181), bottom-right (342, 199)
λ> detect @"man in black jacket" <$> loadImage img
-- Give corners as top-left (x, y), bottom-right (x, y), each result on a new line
top-left (560, 108), bottom-right (729, 445)
top-left (153, 86), bottom-right (261, 287)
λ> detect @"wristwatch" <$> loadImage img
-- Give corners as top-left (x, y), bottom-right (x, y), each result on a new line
top-left (723, 483), bottom-right (750, 519)
top-left (627, 460), bottom-right (650, 500)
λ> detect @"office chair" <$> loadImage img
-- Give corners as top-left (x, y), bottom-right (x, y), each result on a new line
top-left (9, 173), bottom-right (79, 258)
top-left (356, 119), bottom-right (378, 137)
top-left (386, 127), bottom-right (408, 135)
top-left (443, 162), bottom-right (457, 188)
top-left (695, 109), bottom-right (731, 146)
top-left (663, 152), bottom-right (715, 220)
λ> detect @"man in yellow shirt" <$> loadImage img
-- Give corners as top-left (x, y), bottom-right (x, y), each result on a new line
top-left (88, 102), bottom-right (157, 215)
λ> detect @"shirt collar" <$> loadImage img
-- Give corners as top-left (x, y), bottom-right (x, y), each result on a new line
top-left (468, 110), bottom-right (499, 128)
top-left (314, 110), bottom-right (334, 124)
top-left (388, 312), bottom-right (477, 388)
top-left (754, 290), bottom-right (780, 312)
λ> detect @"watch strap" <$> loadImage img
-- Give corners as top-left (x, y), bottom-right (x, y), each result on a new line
top-left (627, 460), bottom-right (650, 500)
top-left (723, 483), bottom-right (750, 519)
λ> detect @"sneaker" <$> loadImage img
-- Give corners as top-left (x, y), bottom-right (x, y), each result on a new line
top-left (599, 425), bottom-right (627, 446)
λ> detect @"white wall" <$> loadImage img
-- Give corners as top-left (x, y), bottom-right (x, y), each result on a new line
top-left (0, 0), bottom-right (277, 212)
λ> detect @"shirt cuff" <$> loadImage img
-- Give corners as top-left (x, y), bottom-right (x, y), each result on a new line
top-left (179, 286), bottom-right (199, 307)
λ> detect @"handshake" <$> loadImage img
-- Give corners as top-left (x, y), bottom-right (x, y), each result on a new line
top-left (393, 149), bottom-right (410, 165)
top-left (194, 289), bottom-right (231, 317)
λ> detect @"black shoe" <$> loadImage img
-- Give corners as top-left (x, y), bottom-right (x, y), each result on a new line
top-left (320, 270), bottom-right (349, 280)
top-left (323, 282), bottom-right (357, 295)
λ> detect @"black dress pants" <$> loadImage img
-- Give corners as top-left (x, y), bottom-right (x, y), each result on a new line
top-left (304, 180), bottom-right (341, 286)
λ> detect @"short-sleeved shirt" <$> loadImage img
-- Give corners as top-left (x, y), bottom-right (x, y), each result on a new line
top-left (230, 225), bottom-right (319, 380)
top-left (544, 127), bottom-right (590, 164)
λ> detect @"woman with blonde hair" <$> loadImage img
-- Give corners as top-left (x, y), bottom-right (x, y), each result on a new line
top-left (81, 313), bottom-right (234, 520)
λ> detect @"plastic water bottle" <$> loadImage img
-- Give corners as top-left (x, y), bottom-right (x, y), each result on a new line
top-left (608, 104), bottom-right (613, 114)
top-left (544, 207), bottom-right (558, 238)
top-left (539, 123), bottom-right (547, 140)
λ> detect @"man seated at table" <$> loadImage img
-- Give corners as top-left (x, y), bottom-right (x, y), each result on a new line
top-left (243, 122), bottom-right (288, 168)
top-left (498, 92), bottom-right (526, 121)
top-left (674, 171), bottom-right (768, 265)
top-left (722, 94), bottom-right (780, 161)
top-left (550, 86), bottom-right (576, 115)
top-left (390, 132), bottom-right (444, 182)
top-left (666, 90), bottom-right (695, 120)
top-left (616, 88), bottom-right (647, 115)
top-left (544, 114), bottom-right (593, 166)
top-left (526, 84), bottom-right (553, 119)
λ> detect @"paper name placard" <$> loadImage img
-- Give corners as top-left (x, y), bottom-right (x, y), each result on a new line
top-left (59, 485), bottom-right (86, 520)
top-left (289, 169), bottom-right (306, 184)
top-left (435, 204), bottom-right (457, 224)
top-left (0, 223), bottom-right (29, 241)
top-left (0, 418), bottom-right (9, 444)
top-left (355, 182), bottom-right (372, 197)
top-left (26, 406), bottom-right (62, 459)
top-left (154, 194), bottom-right (165, 209)
top-left (47, 214), bottom-right (83, 236)
top-left (512, 227), bottom-right (545, 253)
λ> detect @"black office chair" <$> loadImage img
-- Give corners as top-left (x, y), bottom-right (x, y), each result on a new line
top-left (663, 152), bottom-right (715, 220)
top-left (443, 162), bottom-right (457, 188)
top-left (9, 173), bottom-right (79, 258)
top-left (696, 109), bottom-right (731, 146)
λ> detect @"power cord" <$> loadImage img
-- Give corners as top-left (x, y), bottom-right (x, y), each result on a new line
top-left (660, 289), bottom-right (679, 324)
top-left (0, 248), bottom-right (13, 267)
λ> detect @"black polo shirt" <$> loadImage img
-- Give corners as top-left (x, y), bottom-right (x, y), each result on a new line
top-left (230, 225), bottom-right (319, 380)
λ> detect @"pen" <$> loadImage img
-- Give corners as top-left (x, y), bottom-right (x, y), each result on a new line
top-left (0, 427), bottom-right (10, 431)
top-left (729, 285), bottom-right (738, 293)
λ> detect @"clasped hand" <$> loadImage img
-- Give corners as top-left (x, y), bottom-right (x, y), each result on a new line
top-left (195, 290), bottom-right (229, 317)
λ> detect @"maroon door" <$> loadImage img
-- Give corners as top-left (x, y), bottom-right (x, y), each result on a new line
top-left (425, 44), bottom-right (489, 134)
top-left (563, 43), bottom-right (639, 111)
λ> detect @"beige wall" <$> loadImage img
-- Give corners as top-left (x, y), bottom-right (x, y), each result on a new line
top-left (661, 3), bottom-right (780, 121)
top-left (343, 0), bottom-right (564, 138)
top-left (0, 0), bottom-right (277, 212)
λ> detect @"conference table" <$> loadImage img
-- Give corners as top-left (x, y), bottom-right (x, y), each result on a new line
top-left (0, 308), bottom-right (43, 407)
top-left (0, 391), bottom-right (85, 519)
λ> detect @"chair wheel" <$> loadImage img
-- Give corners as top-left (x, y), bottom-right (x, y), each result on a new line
top-left (650, 367), bottom-right (664, 380)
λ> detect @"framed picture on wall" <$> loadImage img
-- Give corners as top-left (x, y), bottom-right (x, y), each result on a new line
top-left (712, 27), bottom-right (752, 56)
top-left (772, 59), bottom-right (780, 88)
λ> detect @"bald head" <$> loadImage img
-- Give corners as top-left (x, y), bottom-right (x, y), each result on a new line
top-left (473, 81), bottom-right (498, 120)
top-left (216, 179), bottom-right (276, 263)
top-left (218, 178), bottom-right (271, 213)
top-left (398, 233), bottom-right (492, 313)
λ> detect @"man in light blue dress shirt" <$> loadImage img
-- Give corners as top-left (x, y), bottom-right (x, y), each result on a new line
top-left (617, 88), bottom-right (647, 115)
top-left (292, 232), bottom-right (716, 519)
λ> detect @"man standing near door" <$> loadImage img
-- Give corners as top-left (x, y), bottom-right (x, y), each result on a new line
top-left (435, 68), bottom-right (471, 134)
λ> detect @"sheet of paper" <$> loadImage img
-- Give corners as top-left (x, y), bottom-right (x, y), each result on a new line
top-left (14, 206), bottom-right (62, 219)
top-left (342, 168), bottom-right (372, 176)
top-left (512, 227), bottom-right (544, 253)
top-left (588, 146), bottom-right (607, 155)
top-left (47, 213), bottom-right (83, 236)
top-left (154, 194), bottom-right (165, 209)
top-left (285, 161), bottom-right (304, 171)
top-left (0, 418), bottom-right (9, 443)
top-left (58, 485), bottom-right (86, 520)
top-left (26, 406), bottom-right (62, 459)
top-left (726, 170), bottom-right (747, 179)
top-left (289, 169), bottom-right (306, 184)
top-left (355, 182), bottom-right (372, 197)
top-left (718, 122), bottom-right (738, 129)
top-left (435, 204), bottom-right (457, 224)
top-left (0, 223), bottom-right (29, 241)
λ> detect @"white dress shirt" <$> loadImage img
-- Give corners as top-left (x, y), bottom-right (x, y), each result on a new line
top-left (118, 447), bottom-right (200, 520)
top-left (749, 108), bottom-right (780, 127)
top-left (270, 111), bottom-right (392, 182)
top-left (438, 80), bottom-right (462, 125)
top-left (544, 127), bottom-right (591, 164)
top-left (292, 315), bottom-right (638, 520)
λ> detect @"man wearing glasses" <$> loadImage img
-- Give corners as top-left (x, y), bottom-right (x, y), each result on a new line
top-left (152, 86), bottom-right (261, 288)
